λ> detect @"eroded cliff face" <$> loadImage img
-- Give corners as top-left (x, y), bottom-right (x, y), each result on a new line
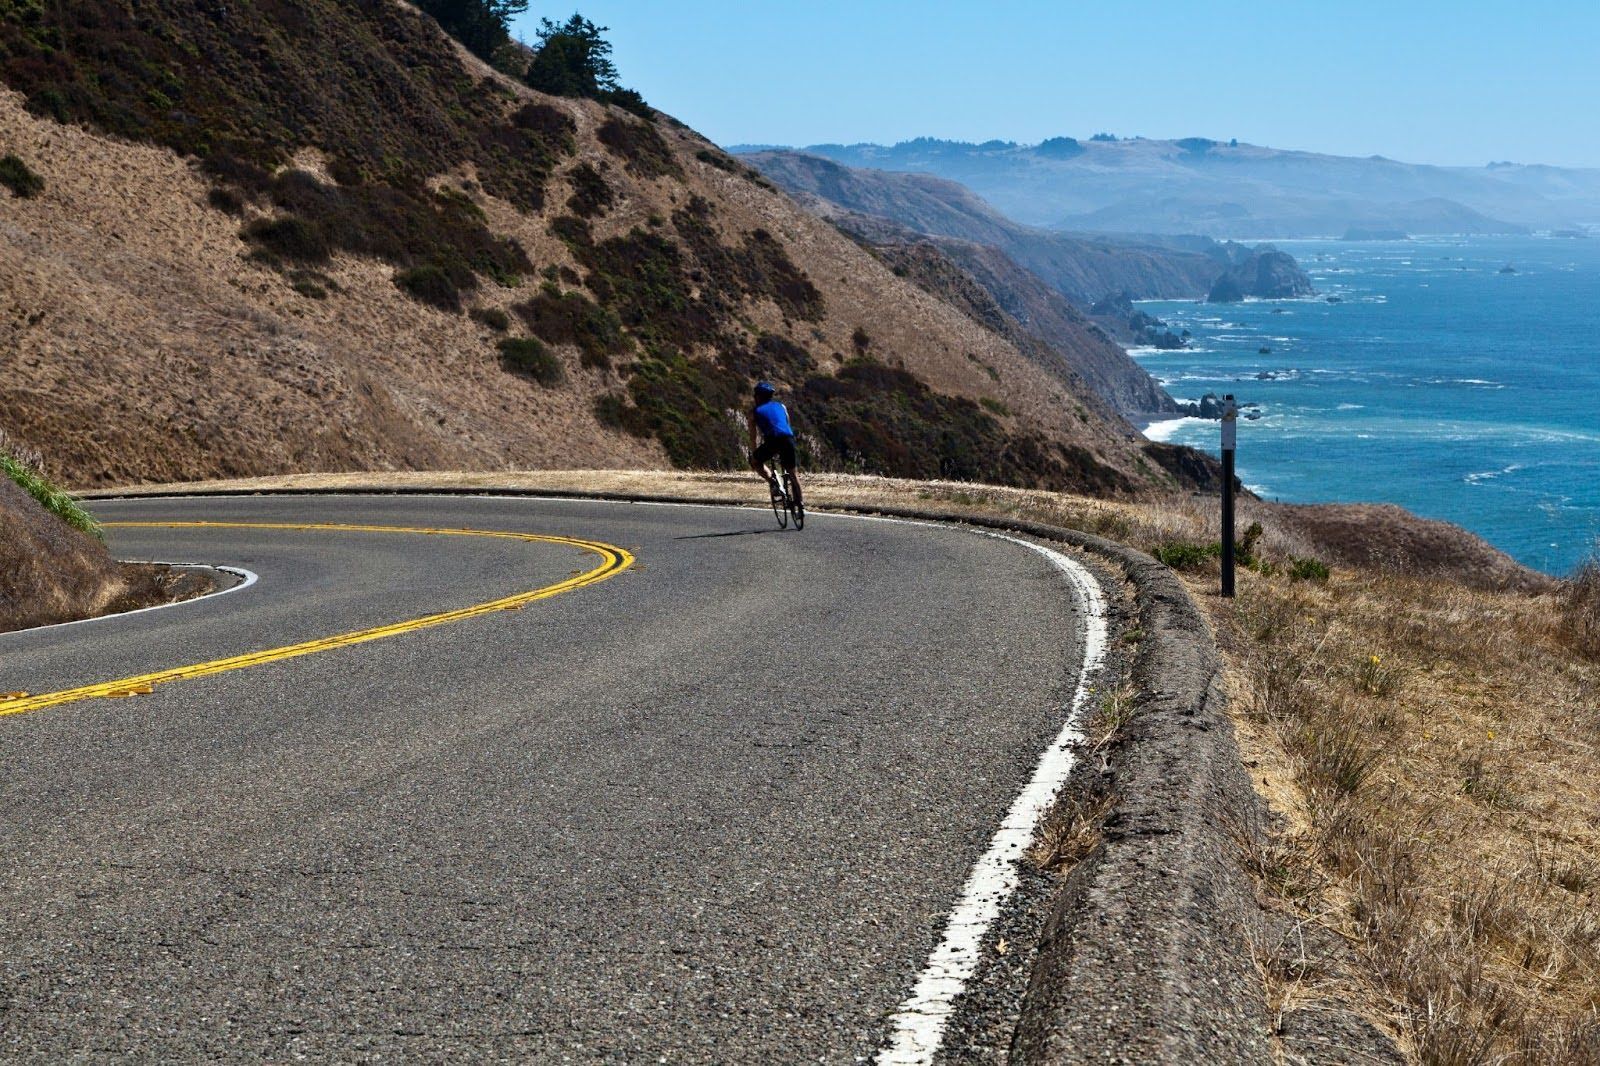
top-left (872, 240), bottom-right (1179, 419)
top-left (0, 1), bottom-right (1208, 497)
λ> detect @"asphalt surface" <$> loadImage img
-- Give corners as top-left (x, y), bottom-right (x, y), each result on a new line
top-left (0, 494), bottom-right (1092, 1062)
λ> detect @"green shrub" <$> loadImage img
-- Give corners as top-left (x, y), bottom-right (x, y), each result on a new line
top-left (395, 264), bottom-right (465, 311)
top-left (695, 148), bottom-right (740, 173)
top-left (601, 87), bottom-right (653, 119)
top-left (617, 349), bottom-right (744, 466)
top-left (596, 115), bottom-right (681, 178)
top-left (1238, 520), bottom-right (1264, 565)
top-left (1, 452), bottom-right (101, 540)
top-left (797, 362), bottom-right (1130, 492)
top-left (565, 161), bottom-right (614, 219)
top-left (1289, 556), bottom-right (1331, 583)
top-left (207, 187), bottom-right (245, 215)
top-left (470, 306), bottom-right (511, 331)
top-left (1153, 541), bottom-right (1222, 570)
top-left (594, 392), bottom-right (648, 436)
top-left (243, 216), bottom-right (331, 263)
top-left (980, 397), bottom-right (1011, 416)
top-left (744, 334), bottom-right (815, 378)
top-left (498, 337), bottom-right (563, 385)
top-left (514, 289), bottom-right (630, 369)
top-left (0, 154), bottom-right (44, 198)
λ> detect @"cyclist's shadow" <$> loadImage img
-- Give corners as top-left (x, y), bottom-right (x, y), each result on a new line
top-left (672, 527), bottom-right (791, 540)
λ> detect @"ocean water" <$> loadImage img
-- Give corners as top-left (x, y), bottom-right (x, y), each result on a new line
top-left (1136, 236), bottom-right (1600, 576)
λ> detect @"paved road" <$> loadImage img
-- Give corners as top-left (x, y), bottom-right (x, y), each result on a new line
top-left (0, 494), bottom-right (1096, 1061)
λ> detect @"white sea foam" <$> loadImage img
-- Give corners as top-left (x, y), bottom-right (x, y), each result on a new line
top-left (1466, 464), bottom-right (1524, 485)
top-left (1142, 416), bottom-right (1207, 443)
top-left (1336, 403), bottom-right (1364, 410)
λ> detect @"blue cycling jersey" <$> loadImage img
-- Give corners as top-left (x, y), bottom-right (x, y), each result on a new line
top-left (753, 399), bottom-right (794, 439)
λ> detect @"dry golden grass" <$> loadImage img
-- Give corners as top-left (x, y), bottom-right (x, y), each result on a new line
top-left (1217, 567), bottom-right (1600, 1063)
top-left (90, 469), bottom-right (1598, 1062)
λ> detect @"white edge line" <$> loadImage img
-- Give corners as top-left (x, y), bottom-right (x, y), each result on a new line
top-left (876, 529), bottom-right (1108, 1065)
top-left (87, 490), bottom-right (1107, 1057)
top-left (1, 563), bottom-right (258, 638)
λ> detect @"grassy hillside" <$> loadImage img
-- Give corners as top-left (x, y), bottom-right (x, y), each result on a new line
top-left (0, 0), bottom-right (1211, 496)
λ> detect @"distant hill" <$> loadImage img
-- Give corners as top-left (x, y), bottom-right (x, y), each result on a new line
top-left (740, 151), bottom-right (1309, 303)
top-left (0, 0), bottom-right (1221, 498)
top-left (731, 136), bottom-right (1600, 237)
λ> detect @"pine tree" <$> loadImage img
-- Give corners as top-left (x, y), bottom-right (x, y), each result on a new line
top-left (416, 0), bottom-right (528, 62)
top-left (524, 15), bottom-right (619, 98)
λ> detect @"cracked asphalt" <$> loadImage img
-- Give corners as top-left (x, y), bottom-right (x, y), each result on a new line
top-left (0, 494), bottom-right (1092, 1062)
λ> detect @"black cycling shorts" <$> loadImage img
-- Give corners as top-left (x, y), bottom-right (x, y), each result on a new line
top-left (752, 435), bottom-right (797, 471)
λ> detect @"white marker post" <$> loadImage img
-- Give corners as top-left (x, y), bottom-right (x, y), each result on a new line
top-left (1220, 394), bottom-right (1238, 598)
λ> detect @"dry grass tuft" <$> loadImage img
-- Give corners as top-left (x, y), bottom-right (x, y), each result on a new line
top-left (1085, 682), bottom-right (1141, 753)
top-left (1029, 790), bottom-right (1115, 875)
top-left (1559, 553), bottom-right (1600, 660)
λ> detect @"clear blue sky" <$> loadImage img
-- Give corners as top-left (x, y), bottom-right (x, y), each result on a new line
top-left (510, 1), bottom-right (1600, 167)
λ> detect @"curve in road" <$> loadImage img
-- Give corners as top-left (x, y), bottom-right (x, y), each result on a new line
top-left (0, 494), bottom-right (1106, 1062)
top-left (1, 521), bottom-right (632, 717)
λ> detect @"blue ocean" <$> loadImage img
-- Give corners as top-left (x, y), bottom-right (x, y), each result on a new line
top-left (1137, 236), bottom-right (1600, 577)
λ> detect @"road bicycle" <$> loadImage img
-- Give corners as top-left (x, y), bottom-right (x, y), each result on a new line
top-left (768, 467), bottom-right (804, 530)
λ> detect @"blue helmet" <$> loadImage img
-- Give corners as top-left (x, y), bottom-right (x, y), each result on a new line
top-left (753, 380), bottom-right (775, 401)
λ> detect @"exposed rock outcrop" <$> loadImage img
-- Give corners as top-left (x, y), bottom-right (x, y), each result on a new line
top-left (1207, 249), bottom-right (1315, 303)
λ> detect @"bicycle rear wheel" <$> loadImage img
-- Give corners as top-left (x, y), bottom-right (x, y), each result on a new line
top-left (790, 487), bottom-right (804, 530)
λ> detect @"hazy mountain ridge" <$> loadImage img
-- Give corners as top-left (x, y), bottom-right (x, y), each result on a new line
top-left (740, 150), bottom-right (1300, 303)
top-left (0, 0), bottom-right (1220, 497)
top-left (733, 136), bottom-right (1600, 237)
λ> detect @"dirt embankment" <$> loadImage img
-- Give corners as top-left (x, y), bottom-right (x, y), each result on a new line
top-left (0, 478), bottom-right (206, 633)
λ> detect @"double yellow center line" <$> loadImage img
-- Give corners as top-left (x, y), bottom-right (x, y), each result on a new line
top-left (0, 521), bottom-right (634, 717)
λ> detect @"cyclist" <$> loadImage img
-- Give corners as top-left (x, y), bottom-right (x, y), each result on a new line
top-left (748, 380), bottom-right (803, 515)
